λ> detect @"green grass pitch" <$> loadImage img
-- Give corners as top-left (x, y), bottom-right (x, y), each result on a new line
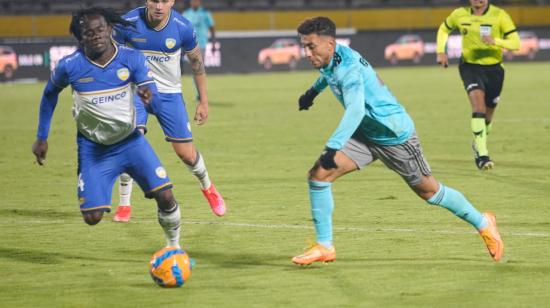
top-left (1, 62), bottom-right (550, 307)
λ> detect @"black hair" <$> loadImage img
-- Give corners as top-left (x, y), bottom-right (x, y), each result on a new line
top-left (69, 6), bottom-right (134, 41)
top-left (297, 17), bottom-right (336, 38)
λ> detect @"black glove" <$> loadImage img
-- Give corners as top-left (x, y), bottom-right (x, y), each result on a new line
top-left (298, 88), bottom-right (319, 111)
top-left (319, 147), bottom-right (338, 169)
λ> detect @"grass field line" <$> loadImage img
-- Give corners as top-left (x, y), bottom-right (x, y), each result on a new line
top-left (3, 218), bottom-right (549, 238)
top-left (179, 220), bottom-right (550, 238)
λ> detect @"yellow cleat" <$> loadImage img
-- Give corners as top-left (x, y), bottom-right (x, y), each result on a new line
top-left (292, 244), bottom-right (336, 265)
top-left (479, 212), bottom-right (504, 262)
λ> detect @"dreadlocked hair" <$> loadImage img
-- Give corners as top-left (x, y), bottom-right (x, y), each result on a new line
top-left (69, 6), bottom-right (135, 41)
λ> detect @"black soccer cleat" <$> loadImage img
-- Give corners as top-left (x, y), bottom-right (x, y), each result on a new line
top-left (475, 155), bottom-right (494, 171)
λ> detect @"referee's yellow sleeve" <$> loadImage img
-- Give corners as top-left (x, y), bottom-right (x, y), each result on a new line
top-left (495, 10), bottom-right (520, 51)
top-left (436, 23), bottom-right (452, 54)
top-left (495, 31), bottom-right (520, 51)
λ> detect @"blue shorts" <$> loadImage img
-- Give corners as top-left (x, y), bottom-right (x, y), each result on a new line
top-left (137, 93), bottom-right (193, 143)
top-left (77, 131), bottom-right (172, 213)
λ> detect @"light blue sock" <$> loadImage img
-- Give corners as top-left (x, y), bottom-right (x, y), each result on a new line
top-left (309, 180), bottom-right (334, 248)
top-left (427, 184), bottom-right (487, 230)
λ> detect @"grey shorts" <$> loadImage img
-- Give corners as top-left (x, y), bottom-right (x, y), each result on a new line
top-left (340, 133), bottom-right (432, 186)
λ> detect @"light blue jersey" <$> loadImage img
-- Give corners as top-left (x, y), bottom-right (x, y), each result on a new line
top-left (114, 7), bottom-right (198, 93)
top-left (312, 44), bottom-right (415, 148)
top-left (182, 7), bottom-right (214, 49)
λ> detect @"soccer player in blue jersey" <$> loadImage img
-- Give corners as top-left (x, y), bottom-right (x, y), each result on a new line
top-left (32, 7), bottom-right (182, 248)
top-left (291, 17), bottom-right (504, 265)
top-left (113, 0), bottom-right (225, 222)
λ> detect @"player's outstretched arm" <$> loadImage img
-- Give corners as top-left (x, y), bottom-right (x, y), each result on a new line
top-left (186, 46), bottom-right (209, 125)
top-left (325, 69), bottom-right (365, 151)
top-left (33, 80), bottom-right (62, 166)
top-left (436, 22), bottom-right (452, 68)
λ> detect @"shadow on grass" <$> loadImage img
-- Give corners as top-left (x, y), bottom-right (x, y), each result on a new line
top-left (0, 247), bottom-right (143, 265)
top-left (185, 248), bottom-right (296, 270)
top-left (201, 100), bottom-right (236, 108)
top-left (0, 208), bottom-right (76, 219)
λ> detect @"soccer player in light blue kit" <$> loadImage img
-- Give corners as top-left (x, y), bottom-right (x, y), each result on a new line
top-left (292, 17), bottom-right (504, 265)
top-left (32, 7), bottom-right (182, 248)
top-left (113, 0), bottom-right (225, 222)
top-left (183, 0), bottom-right (216, 57)
top-left (182, 0), bottom-right (216, 101)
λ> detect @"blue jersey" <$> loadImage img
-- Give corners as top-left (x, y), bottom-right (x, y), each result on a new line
top-left (312, 44), bottom-right (415, 148)
top-left (40, 45), bottom-right (155, 145)
top-left (182, 7), bottom-right (214, 49)
top-left (114, 7), bottom-right (198, 93)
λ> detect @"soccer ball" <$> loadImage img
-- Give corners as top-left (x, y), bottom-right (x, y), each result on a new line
top-left (149, 247), bottom-right (192, 288)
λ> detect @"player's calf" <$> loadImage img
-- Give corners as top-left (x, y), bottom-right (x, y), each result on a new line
top-left (154, 189), bottom-right (182, 248)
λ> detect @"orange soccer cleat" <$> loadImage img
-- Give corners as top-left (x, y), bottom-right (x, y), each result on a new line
top-left (113, 205), bottom-right (132, 222)
top-left (201, 183), bottom-right (226, 217)
top-left (292, 244), bottom-right (336, 265)
top-left (479, 212), bottom-right (504, 262)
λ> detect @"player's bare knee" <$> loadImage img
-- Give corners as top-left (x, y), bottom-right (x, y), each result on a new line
top-left (308, 163), bottom-right (331, 182)
top-left (154, 189), bottom-right (176, 211)
top-left (82, 210), bottom-right (104, 225)
top-left (411, 176), bottom-right (439, 201)
top-left (172, 143), bottom-right (196, 164)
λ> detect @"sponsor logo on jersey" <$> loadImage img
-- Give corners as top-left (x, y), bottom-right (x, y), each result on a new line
top-left (117, 68), bottom-right (130, 81)
top-left (156, 167), bottom-right (167, 179)
top-left (146, 55), bottom-right (171, 62)
top-left (78, 77), bottom-right (94, 83)
top-left (131, 37), bottom-right (147, 43)
top-left (91, 91), bottom-right (127, 104)
top-left (165, 38), bottom-right (176, 49)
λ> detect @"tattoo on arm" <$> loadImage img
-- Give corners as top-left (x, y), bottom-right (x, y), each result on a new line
top-left (187, 47), bottom-right (205, 75)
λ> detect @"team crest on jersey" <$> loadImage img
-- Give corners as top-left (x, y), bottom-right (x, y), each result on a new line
top-left (165, 38), bottom-right (176, 49)
top-left (156, 167), bottom-right (167, 179)
top-left (117, 68), bottom-right (130, 81)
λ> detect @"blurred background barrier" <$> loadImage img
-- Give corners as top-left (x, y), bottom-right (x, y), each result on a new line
top-left (1, 0), bottom-right (550, 81)
top-left (1, 2), bottom-right (550, 37)
top-left (2, 27), bottom-right (550, 82)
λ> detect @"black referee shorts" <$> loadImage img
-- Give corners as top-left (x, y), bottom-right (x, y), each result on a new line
top-left (458, 60), bottom-right (505, 108)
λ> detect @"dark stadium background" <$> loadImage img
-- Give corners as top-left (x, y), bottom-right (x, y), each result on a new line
top-left (1, 0), bottom-right (549, 81)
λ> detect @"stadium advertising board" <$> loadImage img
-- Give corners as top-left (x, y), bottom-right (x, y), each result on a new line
top-left (2, 27), bottom-right (550, 82)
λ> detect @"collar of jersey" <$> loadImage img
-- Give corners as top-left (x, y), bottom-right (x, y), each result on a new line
top-left (320, 44), bottom-right (342, 74)
top-left (144, 8), bottom-right (171, 32)
top-left (470, 4), bottom-right (490, 16)
top-left (85, 43), bottom-right (119, 69)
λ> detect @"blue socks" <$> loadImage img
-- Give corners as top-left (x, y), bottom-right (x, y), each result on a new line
top-left (427, 184), bottom-right (487, 230)
top-left (309, 180), bottom-right (334, 248)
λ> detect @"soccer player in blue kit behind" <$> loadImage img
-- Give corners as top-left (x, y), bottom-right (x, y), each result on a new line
top-left (291, 17), bottom-right (504, 265)
top-left (112, 0), bottom-right (225, 222)
top-left (32, 7), bottom-right (182, 249)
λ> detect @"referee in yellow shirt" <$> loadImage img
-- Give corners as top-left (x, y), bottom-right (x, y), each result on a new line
top-left (436, 0), bottom-right (520, 170)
